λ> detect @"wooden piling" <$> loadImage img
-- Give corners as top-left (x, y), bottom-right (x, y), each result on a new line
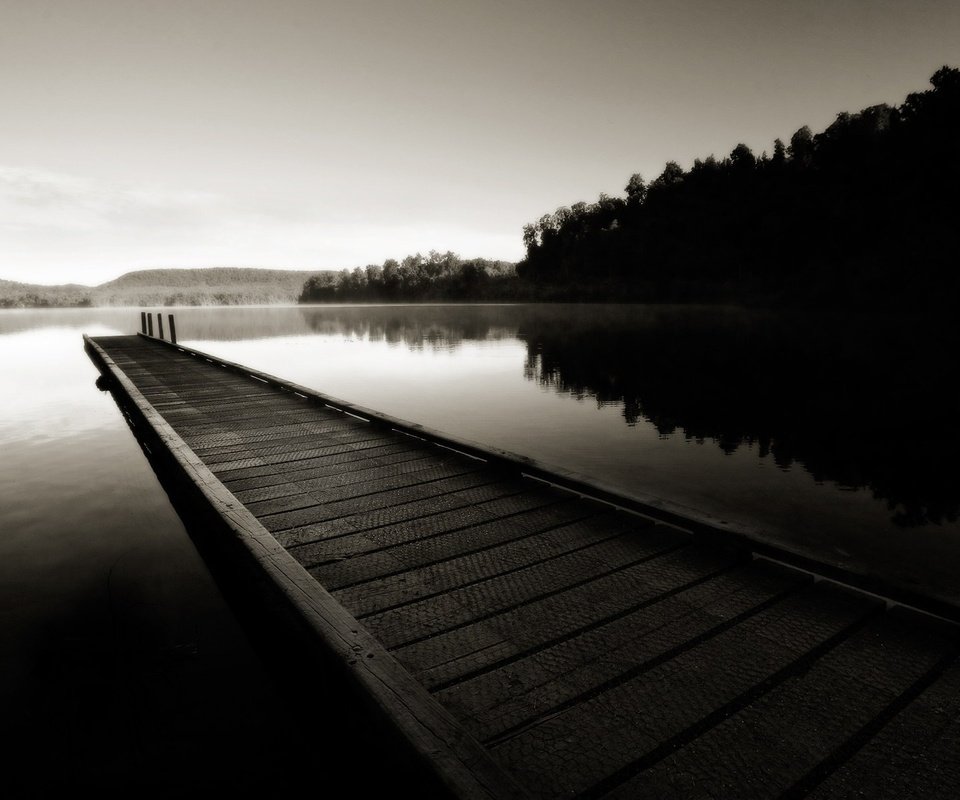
top-left (168, 314), bottom-right (177, 345)
top-left (147, 314), bottom-right (153, 336)
top-left (140, 311), bottom-right (147, 334)
top-left (157, 313), bottom-right (164, 340)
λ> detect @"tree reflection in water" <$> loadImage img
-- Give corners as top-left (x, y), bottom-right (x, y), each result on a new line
top-left (300, 304), bottom-right (959, 527)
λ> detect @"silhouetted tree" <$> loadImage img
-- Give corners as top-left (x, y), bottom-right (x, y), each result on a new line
top-left (299, 252), bottom-right (520, 303)
top-left (729, 143), bottom-right (756, 171)
top-left (516, 66), bottom-right (960, 308)
top-left (651, 161), bottom-right (685, 190)
top-left (788, 125), bottom-right (815, 164)
top-left (625, 173), bottom-right (647, 204)
top-left (772, 138), bottom-right (787, 166)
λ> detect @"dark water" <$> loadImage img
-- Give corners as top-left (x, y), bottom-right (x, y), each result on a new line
top-left (3, 303), bottom-right (958, 785)
top-left (0, 310), bottom-right (337, 793)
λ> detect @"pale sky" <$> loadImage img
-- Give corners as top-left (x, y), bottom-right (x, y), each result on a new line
top-left (1, 0), bottom-right (958, 285)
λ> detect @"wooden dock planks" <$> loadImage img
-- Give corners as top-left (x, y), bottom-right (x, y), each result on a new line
top-left (86, 333), bottom-right (960, 799)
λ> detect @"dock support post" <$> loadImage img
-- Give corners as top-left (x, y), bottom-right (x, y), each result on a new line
top-left (140, 311), bottom-right (147, 334)
top-left (168, 314), bottom-right (177, 345)
top-left (147, 314), bottom-right (153, 336)
top-left (157, 313), bottom-right (164, 340)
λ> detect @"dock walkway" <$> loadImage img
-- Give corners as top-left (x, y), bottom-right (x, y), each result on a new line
top-left (85, 333), bottom-right (959, 799)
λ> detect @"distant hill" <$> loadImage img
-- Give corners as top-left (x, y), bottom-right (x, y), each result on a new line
top-left (0, 267), bottom-right (329, 308)
top-left (0, 278), bottom-right (94, 308)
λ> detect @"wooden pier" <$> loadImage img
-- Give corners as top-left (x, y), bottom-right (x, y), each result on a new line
top-left (84, 332), bottom-right (960, 799)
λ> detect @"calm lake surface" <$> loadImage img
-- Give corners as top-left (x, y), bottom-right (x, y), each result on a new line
top-left (4, 303), bottom-right (959, 616)
top-left (1, 307), bottom-right (331, 793)
top-left (3, 302), bottom-right (958, 786)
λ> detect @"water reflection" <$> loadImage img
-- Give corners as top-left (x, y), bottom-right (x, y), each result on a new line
top-left (6, 304), bottom-right (953, 530)
top-left (517, 305), bottom-right (960, 527)
top-left (300, 304), bottom-right (519, 350)
top-left (291, 304), bottom-right (958, 528)
top-left (2, 302), bottom-right (958, 611)
top-left (0, 308), bottom-right (360, 793)
top-left (0, 325), bottom-right (126, 444)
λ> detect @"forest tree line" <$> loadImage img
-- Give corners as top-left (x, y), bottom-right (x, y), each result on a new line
top-left (299, 251), bottom-right (521, 302)
top-left (7, 69), bottom-right (955, 309)
top-left (517, 66), bottom-right (960, 306)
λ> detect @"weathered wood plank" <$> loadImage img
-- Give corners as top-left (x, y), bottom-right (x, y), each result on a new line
top-left (488, 584), bottom-right (876, 799)
top-left (232, 451), bottom-right (477, 504)
top-left (316, 499), bottom-right (605, 593)
top-left (429, 561), bottom-right (808, 741)
top-left (260, 470), bottom-right (503, 533)
top-left (276, 481), bottom-right (525, 552)
top-left (396, 543), bottom-right (745, 688)
top-left (187, 420), bottom-right (370, 454)
top-left (209, 432), bottom-right (400, 473)
top-left (333, 510), bottom-right (652, 617)
top-left (158, 400), bottom-right (317, 424)
top-left (803, 657), bottom-right (960, 800)
top-left (199, 428), bottom-right (399, 467)
top-left (244, 461), bottom-right (488, 517)
top-left (294, 489), bottom-right (572, 571)
top-left (221, 443), bottom-right (429, 490)
top-left (603, 610), bottom-right (957, 800)
top-left (173, 411), bottom-right (351, 436)
top-left (146, 387), bottom-right (275, 404)
top-left (362, 528), bottom-right (689, 650)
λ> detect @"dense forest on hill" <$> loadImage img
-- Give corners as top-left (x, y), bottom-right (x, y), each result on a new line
top-left (299, 252), bottom-right (520, 302)
top-left (0, 268), bottom-right (319, 308)
top-left (518, 67), bottom-right (960, 306)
